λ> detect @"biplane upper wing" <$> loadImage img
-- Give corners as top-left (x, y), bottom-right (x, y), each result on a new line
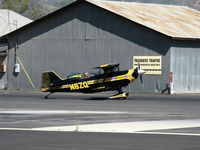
top-left (94, 63), bottom-right (120, 73)
top-left (94, 63), bottom-right (119, 68)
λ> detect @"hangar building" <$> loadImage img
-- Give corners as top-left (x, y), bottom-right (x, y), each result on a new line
top-left (0, 0), bottom-right (200, 93)
top-left (0, 9), bottom-right (32, 89)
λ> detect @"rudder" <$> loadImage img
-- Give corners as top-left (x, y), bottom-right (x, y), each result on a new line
top-left (41, 71), bottom-right (62, 91)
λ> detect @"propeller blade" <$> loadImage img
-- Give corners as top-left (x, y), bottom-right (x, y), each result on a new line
top-left (140, 74), bottom-right (143, 84)
top-left (138, 62), bottom-right (140, 69)
top-left (140, 75), bottom-right (144, 88)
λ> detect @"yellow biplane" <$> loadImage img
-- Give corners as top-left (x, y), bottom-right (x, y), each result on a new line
top-left (41, 63), bottom-right (145, 99)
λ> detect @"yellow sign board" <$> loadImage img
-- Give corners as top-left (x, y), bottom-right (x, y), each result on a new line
top-left (133, 56), bottom-right (162, 74)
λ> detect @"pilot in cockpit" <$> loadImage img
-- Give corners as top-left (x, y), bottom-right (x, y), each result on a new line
top-left (83, 72), bottom-right (89, 79)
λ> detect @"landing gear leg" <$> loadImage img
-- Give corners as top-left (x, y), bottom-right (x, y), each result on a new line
top-left (109, 87), bottom-right (129, 100)
top-left (45, 92), bottom-right (54, 99)
top-left (118, 87), bottom-right (123, 94)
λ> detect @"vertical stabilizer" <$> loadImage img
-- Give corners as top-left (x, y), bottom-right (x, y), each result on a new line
top-left (41, 71), bottom-right (62, 91)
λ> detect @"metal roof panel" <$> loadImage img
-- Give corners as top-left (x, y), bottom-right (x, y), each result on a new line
top-left (0, 9), bottom-right (32, 37)
top-left (87, 0), bottom-right (200, 39)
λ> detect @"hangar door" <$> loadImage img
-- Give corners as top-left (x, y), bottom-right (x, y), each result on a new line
top-left (171, 48), bottom-right (200, 93)
top-left (0, 44), bottom-right (7, 89)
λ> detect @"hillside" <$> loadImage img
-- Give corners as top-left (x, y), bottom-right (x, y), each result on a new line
top-left (38, 0), bottom-right (200, 10)
top-left (1, 0), bottom-right (200, 20)
top-left (131, 0), bottom-right (200, 10)
top-left (33, 0), bottom-right (200, 18)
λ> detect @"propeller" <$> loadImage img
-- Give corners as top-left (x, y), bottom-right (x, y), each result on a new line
top-left (138, 63), bottom-right (144, 87)
top-left (132, 63), bottom-right (146, 87)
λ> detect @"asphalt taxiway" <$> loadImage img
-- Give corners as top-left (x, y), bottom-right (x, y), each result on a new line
top-left (1, 130), bottom-right (200, 150)
top-left (0, 91), bottom-right (200, 150)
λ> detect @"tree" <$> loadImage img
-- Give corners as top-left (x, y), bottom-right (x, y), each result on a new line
top-left (20, 0), bottom-right (30, 13)
top-left (1, 0), bottom-right (30, 13)
top-left (28, 5), bottom-right (45, 20)
top-left (0, 0), bottom-right (46, 20)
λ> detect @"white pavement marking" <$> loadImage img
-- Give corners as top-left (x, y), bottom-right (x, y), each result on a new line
top-left (31, 119), bottom-right (200, 134)
top-left (0, 110), bottom-right (131, 114)
top-left (1, 119), bottom-right (200, 136)
top-left (1, 109), bottom-right (200, 136)
top-left (133, 131), bottom-right (200, 136)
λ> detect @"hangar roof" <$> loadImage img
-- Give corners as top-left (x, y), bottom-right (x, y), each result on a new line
top-left (0, 9), bottom-right (32, 37)
top-left (1, 0), bottom-right (200, 40)
top-left (86, 0), bottom-right (200, 39)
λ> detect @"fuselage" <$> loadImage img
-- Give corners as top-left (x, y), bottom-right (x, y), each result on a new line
top-left (42, 69), bottom-right (135, 93)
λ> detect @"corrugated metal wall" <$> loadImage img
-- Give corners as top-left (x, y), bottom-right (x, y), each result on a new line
top-left (171, 41), bottom-right (200, 93)
top-left (0, 43), bottom-right (7, 89)
top-left (6, 1), bottom-right (171, 93)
